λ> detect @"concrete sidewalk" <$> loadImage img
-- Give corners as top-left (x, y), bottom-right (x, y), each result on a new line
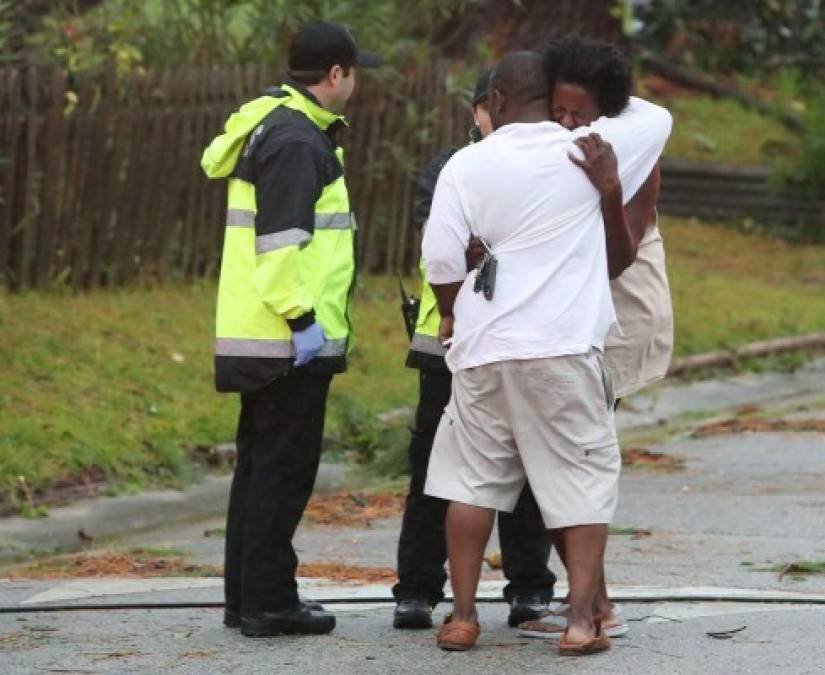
top-left (0, 464), bottom-right (348, 562)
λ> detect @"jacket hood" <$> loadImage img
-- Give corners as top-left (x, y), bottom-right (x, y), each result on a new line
top-left (200, 84), bottom-right (346, 179)
top-left (201, 96), bottom-right (282, 179)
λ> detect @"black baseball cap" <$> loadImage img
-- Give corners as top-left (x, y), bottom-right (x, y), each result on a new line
top-left (288, 21), bottom-right (383, 76)
top-left (472, 68), bottom-right (493, 106)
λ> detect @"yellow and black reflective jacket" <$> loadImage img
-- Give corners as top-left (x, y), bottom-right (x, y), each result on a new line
top-left (202, 83), bottom-right (356, 392)
top-left (405, 147), bottom-right (457, 374)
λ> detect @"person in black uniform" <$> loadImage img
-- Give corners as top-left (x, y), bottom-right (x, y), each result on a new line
top-left (393, 69), bottom-right (557, 630)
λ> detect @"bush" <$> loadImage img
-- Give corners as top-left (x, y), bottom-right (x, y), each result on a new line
top-left (637, 0), bottom-right (825, 78)
top-left (324, 395), bottom-right (411, 479)
top-left (22, 0), bottom-right (480, 74)
top-left (790, 92), bottom-right (825, 193)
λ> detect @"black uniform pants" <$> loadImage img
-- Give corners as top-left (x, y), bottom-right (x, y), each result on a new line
top-left (393, 370), bottom-right (556, 606)
top-left (224, 372), bottom-right (332, 615)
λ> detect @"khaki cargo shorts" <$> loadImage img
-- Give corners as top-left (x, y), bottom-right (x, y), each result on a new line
top-left (424, 350), bottom-right (620, 529)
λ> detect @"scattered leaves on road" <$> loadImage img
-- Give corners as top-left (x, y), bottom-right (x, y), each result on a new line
top-left (304, 491), bottom-right (404, 527)
top-left (297, 562), bottom-right (397, 584)
top-left (622, 447), bottom-right (685, 472)
top-left (2, 547), bottom-right (221, 579)
top-left (694, 418), bottom-right (825, 436)
top-left (181, 650), bottom-right (218, 659)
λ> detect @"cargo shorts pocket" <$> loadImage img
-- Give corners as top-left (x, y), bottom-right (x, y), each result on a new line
top-left (595, 351), bottom-right (616, 412)
top-left (575, 352), bottom-right (618, 455)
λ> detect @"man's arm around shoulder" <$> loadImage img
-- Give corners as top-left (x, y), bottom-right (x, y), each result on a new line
top-left (421, 162), bottom-right (471, 332)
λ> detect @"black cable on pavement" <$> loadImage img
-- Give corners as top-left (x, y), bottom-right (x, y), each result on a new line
top-left (3, 594), bottom-right (825, 614)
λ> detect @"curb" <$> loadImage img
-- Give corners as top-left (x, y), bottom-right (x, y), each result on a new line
top-left (0, 464), bottom-right (349, 562)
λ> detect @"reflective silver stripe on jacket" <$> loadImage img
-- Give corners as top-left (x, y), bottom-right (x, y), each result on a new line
top-left (316, 337), bottom-right (348, 357)
top-left (256, 229), bottom-right (312, 254)
top-left (228, 210), bottom-right (350, 231)
top-left (315, 212), bottom-right (351, 230)
top-left (216, 337), bottom-right (347, 359)
top-left (227, 209), bottom-right (255, 227)
top-left (409, 333), bottom-right (447, 357)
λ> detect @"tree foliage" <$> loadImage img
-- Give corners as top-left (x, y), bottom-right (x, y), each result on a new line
top-left (21, 0), bottom-right (484, 74)
top-left (637, 0), bottom-right (825, 77)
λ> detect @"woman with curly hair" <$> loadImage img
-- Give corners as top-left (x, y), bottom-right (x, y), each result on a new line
top-left (517, 36), bottom-right (674, 643)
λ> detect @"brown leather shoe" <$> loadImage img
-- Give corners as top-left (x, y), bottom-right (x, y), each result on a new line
top-left (437, 614), bottom-right (480, 651)
top-left (558, 620), bottom-right (612, 656)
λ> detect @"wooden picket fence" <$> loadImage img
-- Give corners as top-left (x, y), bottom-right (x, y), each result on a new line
top-left (0, 62), bottom-right (470, 289)
top-left (1, 62), bottom-right (821, 290)
top-left (659, 159), bottom-right (822, 224)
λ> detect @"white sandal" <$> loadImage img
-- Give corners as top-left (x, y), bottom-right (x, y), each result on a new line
top-left (518, 613), bottom-right (629, 640)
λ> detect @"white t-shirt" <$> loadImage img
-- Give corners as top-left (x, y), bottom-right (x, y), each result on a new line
top-left (422, 97), bottom-right (672, 373)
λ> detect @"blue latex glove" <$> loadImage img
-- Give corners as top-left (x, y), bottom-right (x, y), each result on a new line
top-left (292, 322), bottom-right (326, 367)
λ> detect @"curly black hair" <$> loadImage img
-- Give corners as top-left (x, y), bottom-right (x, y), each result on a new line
top-left (544, 37), bottom-right (632, 117)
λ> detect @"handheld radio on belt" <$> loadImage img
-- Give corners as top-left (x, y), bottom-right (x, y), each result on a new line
top-left (398, 276), bottom-right (420, 341)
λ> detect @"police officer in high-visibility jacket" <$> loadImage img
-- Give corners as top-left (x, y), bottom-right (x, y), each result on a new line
top-left (202, 21), bottom-right (381, 638)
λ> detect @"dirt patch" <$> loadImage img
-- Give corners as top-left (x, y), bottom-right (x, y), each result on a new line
top-left (0, 443), bottom-right (235, 518)
top-left (297, 562), bottom-right (397, 584)
top-left (694, 418), bottom-right (825, 436)
top-left (304, 491), bottom-right (405, 527)
top-left (622, 447), bottom-right (685, 472)
top-left (2, 548), bottom-right (221, 580)
top-left (0, 466), bottom-right (108, 518)
top-left (638, 73), bottom-right (700, 99)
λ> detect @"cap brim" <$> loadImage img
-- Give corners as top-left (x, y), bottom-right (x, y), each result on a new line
top-left (356, 51), bottom-right (383, 68)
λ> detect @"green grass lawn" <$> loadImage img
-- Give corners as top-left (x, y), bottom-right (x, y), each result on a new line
top-left (653, 95), bottom-right (801, 166)
top-left (1, 216), bottom-right (824, 507)
top-left (666, 218), bottom-right (825, 354)
top-left (0, 281), bottom-right (234, 509)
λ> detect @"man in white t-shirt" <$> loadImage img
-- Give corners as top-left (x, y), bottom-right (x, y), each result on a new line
top-left (421, 52), bottom-right (671, 655)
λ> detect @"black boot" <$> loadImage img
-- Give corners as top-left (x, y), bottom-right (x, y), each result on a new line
top-left (241, 603), bottom-right (336, 637)
top-left (225, 599), bottom-right (324, 629)
top-left (507, 594), bottom-right (548, 627)
top-left (224, 609), bottom-right (241, 628)
top-left (393, 599), bottom-right (433, 629)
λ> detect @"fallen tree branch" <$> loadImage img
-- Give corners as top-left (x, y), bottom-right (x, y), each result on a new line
top-left (667, 333), bottom-right (825, 377)
top-left (639, 52), bottom-right (806, 135)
